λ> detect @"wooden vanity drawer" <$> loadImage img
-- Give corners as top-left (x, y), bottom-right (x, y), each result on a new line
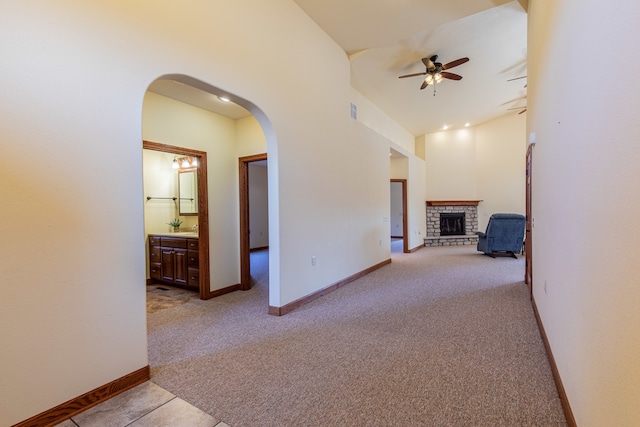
top-left (150, 262), bottom-right (162, 280)
top-left (187, 239), bottom-right (198, 250)
top-left (149, 246), bottom-right (161, 263)
top-left (148, 235), bottom-right (161, 246)
top-left (188, 268), bottom-right (199, 287)
top-left (160, 237), bottom-right (187, 248)
top-left (187, 250), bottom-right (199, 267)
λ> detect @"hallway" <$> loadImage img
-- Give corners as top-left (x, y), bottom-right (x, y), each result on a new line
top-left (143, 245), bottom-right (566, 426)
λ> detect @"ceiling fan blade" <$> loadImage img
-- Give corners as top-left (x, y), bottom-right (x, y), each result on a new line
top-left (421, 57), bottom-right (435, 70)
top-left (442, 57), bottom-right (469, 70)
top-left (420, 80), bottom-right (430, 90)
top-left (398, 72), bottom-right (427, 79)
top-left (441, 72), bottom-right (462, 80)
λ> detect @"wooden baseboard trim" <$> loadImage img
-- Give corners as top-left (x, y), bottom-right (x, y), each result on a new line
top-left (269, 259), bottom-right (392, 316)
top-left (202, 283), bottom-right (242, 300)
top-left (531, 298), bottom-right (576, 427)
top-left (409, 244), bottom-right (423, 253)
top-left (13, 365), bottom-right (150, 427)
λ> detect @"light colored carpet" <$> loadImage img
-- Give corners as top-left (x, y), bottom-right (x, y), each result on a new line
top-left (147, 246), bottom-right (567, 426)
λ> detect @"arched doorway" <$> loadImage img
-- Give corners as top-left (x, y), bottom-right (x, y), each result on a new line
top-left (142, 74), bottom-right (278, 306)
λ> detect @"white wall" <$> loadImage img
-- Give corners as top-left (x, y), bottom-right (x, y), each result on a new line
top-left (425, 128), bottom-right (478, 200)
top-left (528, 1), bottom-right (640, 425)
top-left (475, 113), bottom-right (527, 229)
top-left (249, 164), bottom-right (269, 249)
top-left (237, 115), bottom-right (268, 158)
top-left (0, 2), bottom-right (401, 424)
top-left (351, 88), bottom-right (415, 154)
top-left (422, 113), bottom-right (526, 230)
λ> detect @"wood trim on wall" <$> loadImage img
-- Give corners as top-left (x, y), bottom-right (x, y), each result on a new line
top-left (426, 200), bottom-right (482, 207)
top-left (207, 283), bottom-right (242, 298)
top-left (239, 153), bottom-right (268, 292)
top-left (13, 366), bottom-right (150, 427)
top-left (531, 297), bottom-right (576, 427)
top-left (391, 179), bottom-right (409, 253)
top-left (269, 259), bottom-right (392, 316)
top-left (142, 140), bottom-right (211, 300)
top-left (408, 244), bottom-right (424, 253)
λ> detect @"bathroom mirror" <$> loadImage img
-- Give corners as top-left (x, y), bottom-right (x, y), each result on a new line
top-left (178, 168), bottom-right (198, 215)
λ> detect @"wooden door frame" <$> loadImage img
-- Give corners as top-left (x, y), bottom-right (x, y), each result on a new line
top-left (391, 179), bottom-right (409, 253)
top-left (239, 153), bottom-right (268, 291)
top-left (143, 140), bottom-right (213, 299)
top-left (525, 144), bottom-right (533, 296)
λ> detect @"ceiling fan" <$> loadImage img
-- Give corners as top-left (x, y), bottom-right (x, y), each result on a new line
top-left (398, 55), bottom-right (469, 94)
top-left (508, 106), bottom-right (527, 114)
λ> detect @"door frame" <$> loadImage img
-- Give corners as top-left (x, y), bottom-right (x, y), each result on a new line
top-left (143, 140), bottom-right (213, 299)
top-left (525, 144), bottom-right (533, 295)
top-left (239, 153), bottom-right (268, 291)
top-left (390, 179), bottom-right (409, 253)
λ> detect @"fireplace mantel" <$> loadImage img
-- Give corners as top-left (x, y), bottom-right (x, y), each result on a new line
top-left (426, 200), bottom-right (482, 207)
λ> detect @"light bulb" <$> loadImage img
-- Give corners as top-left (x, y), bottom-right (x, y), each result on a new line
top-left (172, 159), bottom-right (179, 169)
top-left (425, 74), bottom-right (433, 84)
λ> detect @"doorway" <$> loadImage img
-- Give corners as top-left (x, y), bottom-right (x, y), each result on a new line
top-left (391, 179), bottom-right (409, 253)
top-left (525, 144), bottom-right (533, 295)
top-left (239, 153), bottom-right (268, 290)
top-left (143, 140), bottom-right (212, 299)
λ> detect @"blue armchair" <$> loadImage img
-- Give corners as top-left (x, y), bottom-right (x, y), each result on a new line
top-left (476, 213), bottom-right (525, 258)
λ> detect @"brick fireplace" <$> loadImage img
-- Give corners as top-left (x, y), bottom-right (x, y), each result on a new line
top-left (424, 200), bottom-right (481, 247)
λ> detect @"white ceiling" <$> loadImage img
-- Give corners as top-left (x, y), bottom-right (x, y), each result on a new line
top-left (148, 0), bottom-right (527, 137)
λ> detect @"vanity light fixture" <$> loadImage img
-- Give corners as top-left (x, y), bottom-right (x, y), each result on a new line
top-left (173, 156), bottom-right (199, 169)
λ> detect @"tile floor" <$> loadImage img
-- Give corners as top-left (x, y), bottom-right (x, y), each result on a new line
top-left (53, 381), bottom-right (230, 427)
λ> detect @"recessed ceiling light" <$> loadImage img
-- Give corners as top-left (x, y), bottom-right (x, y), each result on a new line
top-left (443, 125), bottom-right (449, 130)
top-left (465, 122), bottom-right (470, 127)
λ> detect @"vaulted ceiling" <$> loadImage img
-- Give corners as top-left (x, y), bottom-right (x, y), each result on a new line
top-left (293, 0), bottom-right (528, 136)
top-left (149, 1), bottom-right (527, 138)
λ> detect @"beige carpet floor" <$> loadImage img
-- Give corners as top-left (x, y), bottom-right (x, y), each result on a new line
top-left (147, 246), bottom-right (567, 426)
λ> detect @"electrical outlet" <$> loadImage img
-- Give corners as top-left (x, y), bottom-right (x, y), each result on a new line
top-left (311, 256), bottom-right (316, 266)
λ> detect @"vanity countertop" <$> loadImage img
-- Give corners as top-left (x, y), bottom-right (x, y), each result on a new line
top-left (150, 232), bottom-right (198, 238)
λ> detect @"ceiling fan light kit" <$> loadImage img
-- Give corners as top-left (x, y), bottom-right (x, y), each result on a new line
top-left (399, 54), bottom-right (469, 95)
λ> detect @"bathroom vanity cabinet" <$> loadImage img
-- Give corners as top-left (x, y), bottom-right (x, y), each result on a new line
top-left (149, 234), bottom-right (199, 290)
